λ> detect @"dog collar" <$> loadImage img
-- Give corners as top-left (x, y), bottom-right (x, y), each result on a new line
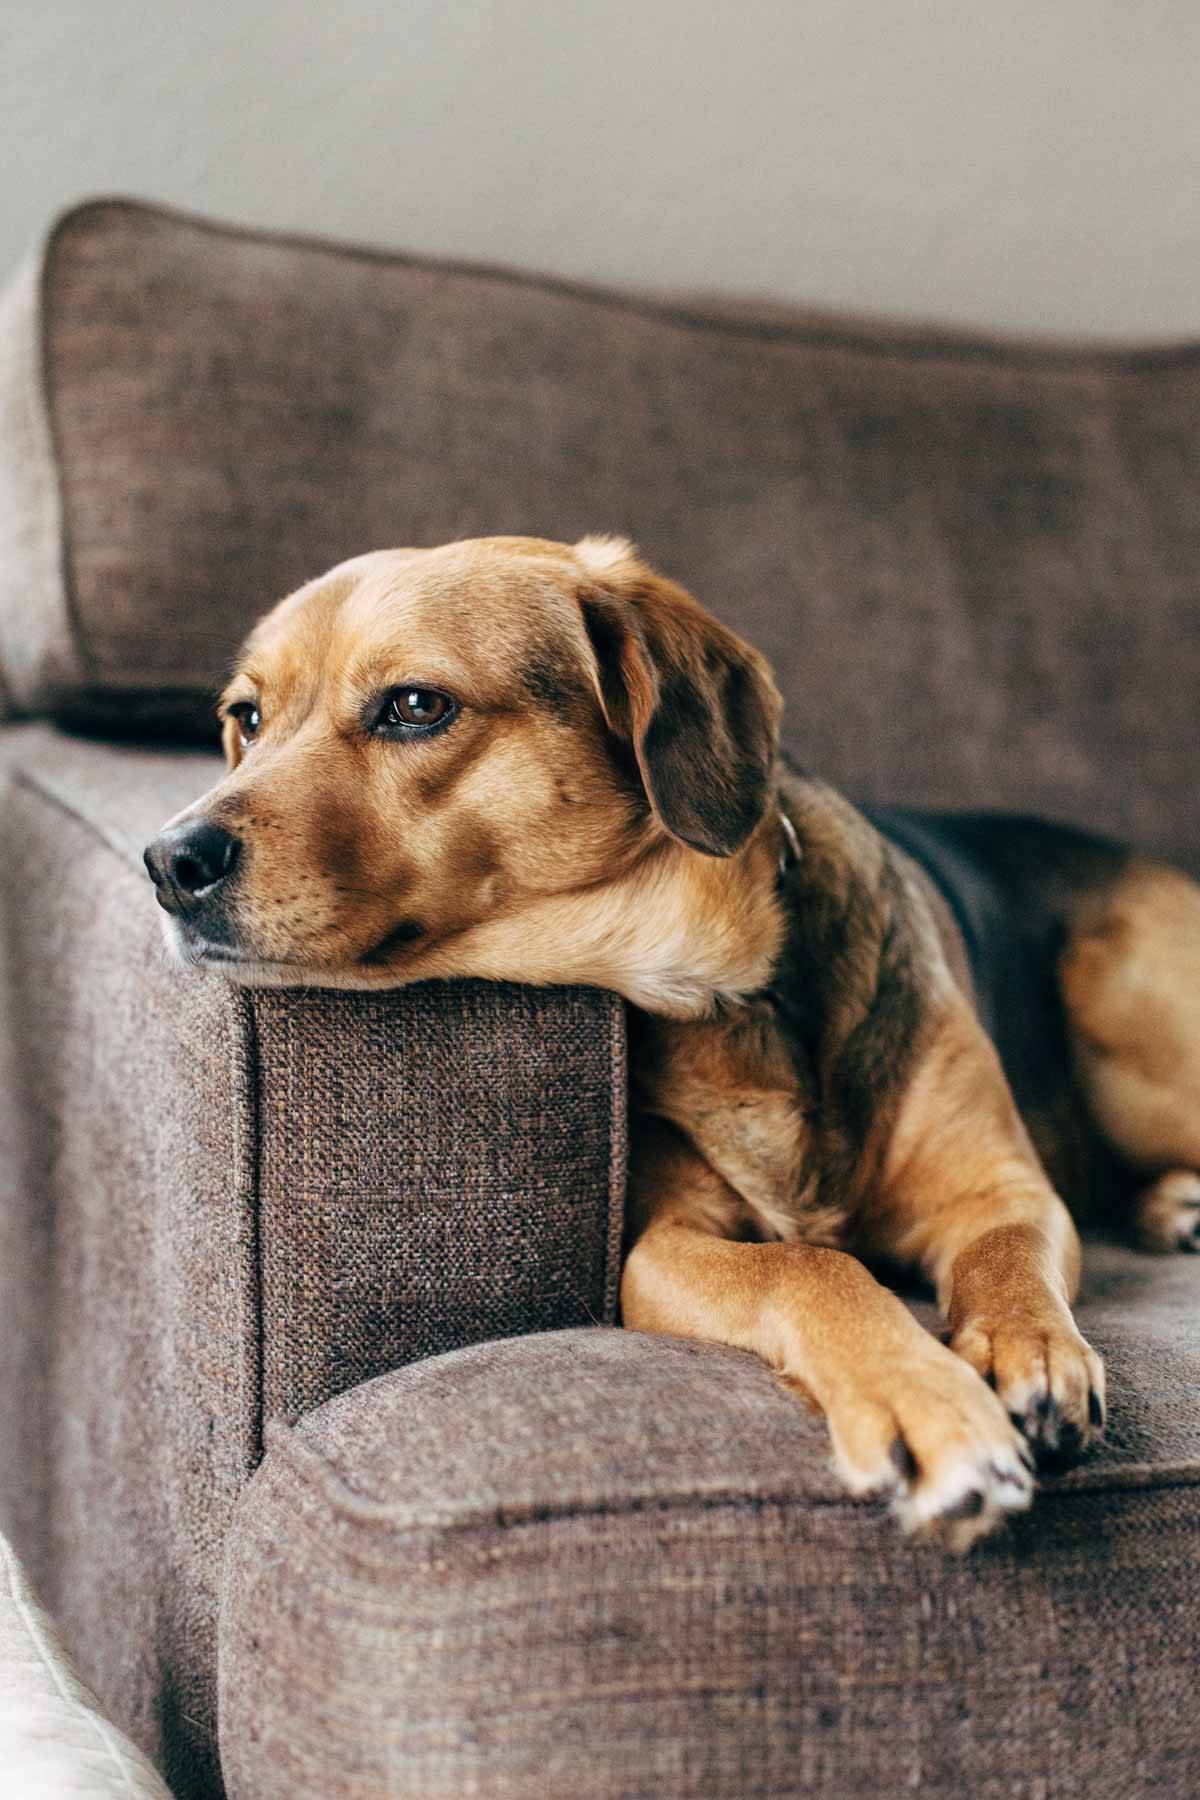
top-left (778, 809), bottom-right (802, 876)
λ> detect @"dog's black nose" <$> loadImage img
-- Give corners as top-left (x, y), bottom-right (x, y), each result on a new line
top-left (144, 820), bottom-right (241, 912)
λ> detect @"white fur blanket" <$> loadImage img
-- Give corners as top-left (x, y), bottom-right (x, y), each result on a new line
top-left (0, 1531), bottom-right (172, 1797)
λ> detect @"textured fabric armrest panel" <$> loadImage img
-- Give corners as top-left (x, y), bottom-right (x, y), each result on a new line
top-left (247, 980), bottom-right (626, 1423)
top-left (0, 724), bottom-right (626, 1799)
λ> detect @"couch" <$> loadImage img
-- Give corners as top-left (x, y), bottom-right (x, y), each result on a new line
top-left (0, 197), bottom-right (1197, 1799)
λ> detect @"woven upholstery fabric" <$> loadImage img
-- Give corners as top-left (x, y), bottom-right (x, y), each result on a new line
top-left (1, 198), bottom-right (1199, 858)
top-left (220, 1257), bottom-right (1200, 1800)
top-left (0, 723), bottom-right (624, 1798)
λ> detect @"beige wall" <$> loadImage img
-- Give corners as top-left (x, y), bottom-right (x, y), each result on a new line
top-left (6, 1), bottom-right (1199, 337)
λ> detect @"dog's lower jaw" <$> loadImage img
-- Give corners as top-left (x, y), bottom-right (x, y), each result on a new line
top-left (586, 823), bottom-right (788, 1019)
top-left (380, 825), bottom-right (788, 1018)
top-left (157, 915), bottom-right (202, 971)
top-left (157, 915), bottom-right (353, 987)
top-left (157, 921), bottom-right (303, 984)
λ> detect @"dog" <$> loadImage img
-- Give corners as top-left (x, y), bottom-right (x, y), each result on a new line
top-left (143, 534), bottom-right (1200, 1550)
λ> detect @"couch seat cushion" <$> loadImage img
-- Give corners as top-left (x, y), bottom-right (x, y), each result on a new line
top-left (220, 1242), bottom-right (1200, 1799)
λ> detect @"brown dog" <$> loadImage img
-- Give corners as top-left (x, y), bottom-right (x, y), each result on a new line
top-left (144, 535), bottom-right (1200, 1550)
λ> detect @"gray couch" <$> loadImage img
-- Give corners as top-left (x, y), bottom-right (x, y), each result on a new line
top-left (0, 198), bottom-right (1197, 1799)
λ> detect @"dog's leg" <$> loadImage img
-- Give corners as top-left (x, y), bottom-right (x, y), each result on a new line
top-left (1058, 859), bottom-right (1200, 1251)
top-left (622, 1118), bottom-right (1033, 1549)
top-left (862, 996), bottom-right (1106, 1464)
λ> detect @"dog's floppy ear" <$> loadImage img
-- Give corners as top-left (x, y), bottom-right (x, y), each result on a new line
top-left (575, 536), bottom-right (782, 857)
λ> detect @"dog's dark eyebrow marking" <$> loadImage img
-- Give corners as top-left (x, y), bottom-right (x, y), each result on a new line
top-left (523, 650), bottom-right (582, 720)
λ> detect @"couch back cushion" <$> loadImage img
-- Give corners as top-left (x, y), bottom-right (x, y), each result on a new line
top-left (1, 198), bottom-right (1197, 856)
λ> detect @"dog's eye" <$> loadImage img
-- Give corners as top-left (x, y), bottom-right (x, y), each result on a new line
top-left (373, 688), bottom-right (457, 734)
top-left (227, 702), bottom-right (261, 747)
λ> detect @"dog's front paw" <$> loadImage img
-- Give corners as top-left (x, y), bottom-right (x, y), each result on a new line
top-left (823, 1338), bottom-right (1035, 1552)
top-left (951, 1313), bottom-right (1105, 1467)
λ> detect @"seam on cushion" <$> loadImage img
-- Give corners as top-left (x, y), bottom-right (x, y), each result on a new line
top-left (602, 998), bottom-right (628, 1325)
top-left (262, 1417), bottom-right (1200, 1536)
top-left (265, 1420), bottom-right (857, 1529)
top-left (7, 769), bottom-right (234, 1046)
top-left (53, 196), bottom-right (1200, 374)
top-left (230, 991), bottom-right (266, 1473)
top-left (0, 1534), bottom-right (142, 1798)
top-left (1043, 1459), bottom-right (1200, 1496)
top-left (10, 763), bottom-right (147, 870)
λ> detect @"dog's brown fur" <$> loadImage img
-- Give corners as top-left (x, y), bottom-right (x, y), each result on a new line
top-left (148, 535), bottom-right (1200, 1549)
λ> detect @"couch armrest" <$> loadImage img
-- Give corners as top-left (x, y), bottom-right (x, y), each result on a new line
top-left (0, 723), bottom-right (626, 1798)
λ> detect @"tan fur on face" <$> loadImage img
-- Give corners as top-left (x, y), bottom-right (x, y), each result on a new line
top-left (160, 536), bottom-right (783, 1015)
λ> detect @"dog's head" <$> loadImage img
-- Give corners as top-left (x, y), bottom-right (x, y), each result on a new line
top-left (144, 536), bottom-right (782, 1007)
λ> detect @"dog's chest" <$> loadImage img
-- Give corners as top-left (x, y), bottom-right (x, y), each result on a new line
top-left (631, 1007), bottom-right (848, 1246)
